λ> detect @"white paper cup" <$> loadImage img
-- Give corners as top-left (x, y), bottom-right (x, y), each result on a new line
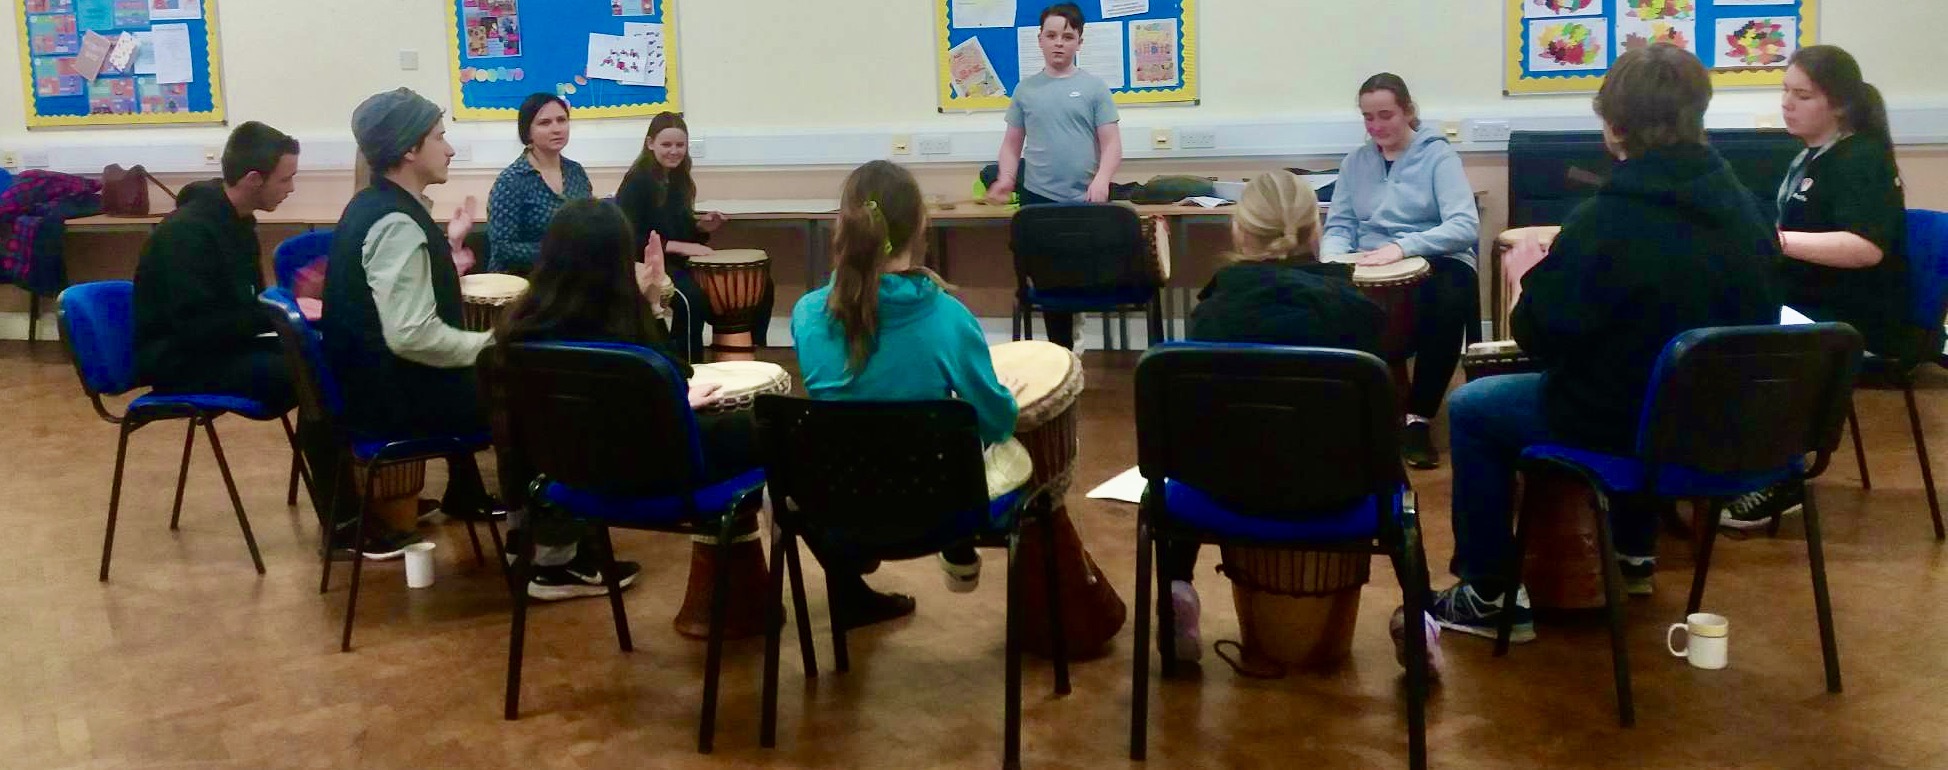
top-left (404, 542), bottom-right (437, 589)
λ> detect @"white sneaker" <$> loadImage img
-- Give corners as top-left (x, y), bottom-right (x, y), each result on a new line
top-left (940, 552), bottom-right (981, 593)
top-left (1170, 580), bottom-right (1202, 662)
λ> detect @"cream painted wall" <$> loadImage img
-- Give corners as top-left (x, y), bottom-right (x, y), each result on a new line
top-left (0, 0), bottom-right (1944, 148)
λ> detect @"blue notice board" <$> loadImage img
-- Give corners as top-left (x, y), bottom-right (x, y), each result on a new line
top-left (14, 0), bottom-right (224, 128)
top-left (936, 0), bottom-right (1198, 111)
top-left (445, 0), bottom-right (681, 121)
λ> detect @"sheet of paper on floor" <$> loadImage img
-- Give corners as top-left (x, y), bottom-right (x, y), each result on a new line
top-left (1086, 466), bottom-right (1146, 504)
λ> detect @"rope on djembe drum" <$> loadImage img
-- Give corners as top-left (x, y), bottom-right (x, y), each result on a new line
top-left (1217, 546), bottom-right (1372, 598)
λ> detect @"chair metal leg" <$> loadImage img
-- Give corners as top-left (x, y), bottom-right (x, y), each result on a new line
top-left (1395, 509), bottom-right (1431, 770)
top-left (1590, 488), bottom-right (1636, 727)
top-left (1036, 508), bottom-right (1071, 696)
top-left (1902, 383), bottom-right (1946, 540)
top-left (1003, 528), bottom-right (1024, 770)
top-left (319, 456), bottom-right (347, 594)
top-left (1687, 498), bottom-right (1722, 615)
top-left (168, 419), bottom-right (196, 530)
top-left (1117, 311), bottom-right (1130, 351)
top-left (598, 527), bottom-right (634, 652)
top-left (760, 528), bottom-right (790, 748)
top-left (1803, 486), bottom-right (1844, 693)
top-left (1495, 487), bottom-right (1534, 658)
top-left (784, 538), bottom-right (817, 678)
top-left (1154, 532), bottom-right (1180, 678)
top-left (698, 515), bottom-right (736, 754)
top-left (504, 527), bottom-right (535, 719)
top-left (1847, 402), bottom-right (1871, 490)
top-left (485, 518), bottom-right (508, 586)
top-left (281, 414), bottom-right (309, 507)
top-left (340, 465), bottom-right (380, 652)
top-left (464, 521), bottom-right (487, 567)
top-left (202, 419), bottom-right (264, 574)
top-left (1129, 517), bottom-right (1153, 762)
top-left (827, 570), bottom-right (851, 674)
top-left (26, 292), bottom-right (39, 343)
top-left (99, 421), bottom-right (135, 582)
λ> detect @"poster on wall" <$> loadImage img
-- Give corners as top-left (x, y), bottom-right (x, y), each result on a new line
top-left (936, 0), bottom-right (1197, 111)
top-left (14, 0), bottom-right (225, 126)
top-left (446, 0), bottom-right (680, 120)
top-left (1505, 0), bottom-right (1817, 94)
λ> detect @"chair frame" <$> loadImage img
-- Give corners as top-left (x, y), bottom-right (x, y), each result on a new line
top-left (1010, 202), bottom-right (1167, 351)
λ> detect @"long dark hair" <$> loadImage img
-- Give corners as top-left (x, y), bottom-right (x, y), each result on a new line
top-left (515, 92), bottom-right (568, 147)
top-left (827, 160), bottom-right (949, 373)
top-left (497, 199), bottom-right (670, 354)
top-left (626, 111), bottom-right (695, 208)
top-left (1789, 45), bottom-right (1892, 147)
top-left (1358, 73), bottom-right (1422, 131)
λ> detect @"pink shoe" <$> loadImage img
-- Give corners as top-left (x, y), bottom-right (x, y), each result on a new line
top-left (1391, 607), bottom-right (1445, 681)
top-left (1170, 580), bottom-right (1202, 663)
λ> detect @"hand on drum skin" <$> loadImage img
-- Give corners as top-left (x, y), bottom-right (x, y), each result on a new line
top-left (986, 177), bottom-right (1016, 205)
top-left (1356, 243), bottom-right (1407, 267)
top-left (447, 196), bottom-right (479, 250)
top-left (698, 211), bottom-right (727, 233)
top-left (1084, 179), bottom-right (1111, 204)
top-left (687, 381), bottom-right (724, 409)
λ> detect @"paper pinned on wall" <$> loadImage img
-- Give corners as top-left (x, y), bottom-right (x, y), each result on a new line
top-left (106, 32), bottom-right (139, 74)
top-left (132, 30), bottom-right (157, 74)
top-left (1128, 18), bottom-right (1178, 88)
top-left (1080, 21), bottom-right (1126, 89)
top-left (1101, 0), bottom-right (1148, 19)
top-left (149, 23), bottom-right (194, 84)
top-left (948, 36), bottom-right (1006, 98)
top-left (586, 33), bottom-right (656, 85)
top-left (74, 31), bottom-right (111, 82)
top-left (1015, 26), bottom-right (1043, 80)
top-left (619, 23), bottom-right (668, 87)
top-left (147, 0), bottom-right (201, 21)
top-left (953, 0), bottom-right (1017, 29)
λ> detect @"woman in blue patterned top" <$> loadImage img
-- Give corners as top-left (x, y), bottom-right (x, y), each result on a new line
top-left (486, 93), bottom-right (593, 275)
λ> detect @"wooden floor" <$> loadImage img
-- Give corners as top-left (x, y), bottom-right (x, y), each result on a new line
top-left (5, 340), bottom-right (1948, 769)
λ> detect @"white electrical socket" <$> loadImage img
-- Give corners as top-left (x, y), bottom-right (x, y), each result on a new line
top-left (917, 135), bottom-right (952, 155)
top-left (689, 138), bottom-right (707, 160)
top-left (891, 134), bottom-right (913, 155)
top-left (1151, 128), bottom-right (1174, 150)
top-left (20, 150), bottom-right (50, 168)
top-left (1, 152), bottom-right (17, 168)
top-left (203, 146), bottom-right (220, 164)
top-left (1468, 120), bottom-right (1513, 143)
top-left (1178, 129), bottom-right (1216, 150)
top-left (450, 142), bottom-right (473, 162)
top-left (399, 50), bottom-right (420, 71)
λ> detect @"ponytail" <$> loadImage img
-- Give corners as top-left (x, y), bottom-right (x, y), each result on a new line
top-left (1854, 82), bottom-right (1893, 147)
top-left (1228, 171), bottom-right (1322, 264)
top-left (826, 160), bottom-right (947, 373)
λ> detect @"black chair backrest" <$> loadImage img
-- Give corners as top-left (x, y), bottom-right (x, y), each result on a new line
top-left (259, 288), bottom-right (342, 433)
top-left (479, 341), bottom-right (703, 499)
top-left (1508, 129), bottom-right (1802, 227)
top-left (1135, 343), bottom-right (1406, 518)
top-left (754, 396), bottom-right (990, 558)
top-left (1010, 203), bottom-right (1152, 294)
top-left (1636, 323), bottom-right (1862, 478)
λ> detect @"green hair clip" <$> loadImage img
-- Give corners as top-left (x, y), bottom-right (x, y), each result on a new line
top-left (863, 199), bottom-right (895, 256)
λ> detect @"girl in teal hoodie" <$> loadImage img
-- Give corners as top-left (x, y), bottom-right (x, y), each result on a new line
top-left (792, 160), bottom-right (1020, 624)
top-left (1323, 73), bottom-right (1482, 470)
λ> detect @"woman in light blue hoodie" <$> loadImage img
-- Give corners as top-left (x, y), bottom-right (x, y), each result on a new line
top-left (1323, 73), bottom-right (1481, 469)
top-left (792, 160), bottom-right (1020, 628)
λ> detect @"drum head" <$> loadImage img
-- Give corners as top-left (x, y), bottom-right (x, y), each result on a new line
top-left (1497, 225), bottom-right (1562, 249)
top-left (460, 273), bottom-right (529, 301)
top-left (690, 249), bottom-right (770, 267)
top-left (988, 341), bottom-right (1081, 415)
top-left (1353, 257), bottom-right (1430, 285)
top-left (689, 360), bottom-right (790, 397)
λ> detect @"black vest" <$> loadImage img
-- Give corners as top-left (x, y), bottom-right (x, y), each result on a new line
top-left (321, 178), bottom-right (477, 438)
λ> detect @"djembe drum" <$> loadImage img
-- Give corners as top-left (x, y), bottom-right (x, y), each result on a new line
top-left (1492, 226), bottom-right (1561, 338)
top-left (1218, 546), bottom-right (1371, 675)
top-left (1461, 340), bottom-right (1543, 381)
top-left (670, 360), bottom-right (793, 640)
top-left (988, 341), bottom-right (1128, 659)
top-left (1353, 257), bottom-right (1432, 402)
top-left (355, 460), bottom-right (428, 538)
top-left (459, 273), bottom-right (528, 332)
top-left (689, 249), bottom-right (772, 361)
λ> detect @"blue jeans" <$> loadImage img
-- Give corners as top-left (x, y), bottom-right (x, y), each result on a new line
top-left (1448, 373), bottom-right (1658, 591)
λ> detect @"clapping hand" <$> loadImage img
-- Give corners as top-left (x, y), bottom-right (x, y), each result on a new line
top-left (449, 196), bottom-right (479, 274)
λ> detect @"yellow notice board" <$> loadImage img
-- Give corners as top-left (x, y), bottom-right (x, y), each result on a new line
top-left (936, 0), bottom-right (1198, 112)
top-left (14, 0), bottom-right (226, 128)
top-left (1506, 0), bottom-right (1819, 95)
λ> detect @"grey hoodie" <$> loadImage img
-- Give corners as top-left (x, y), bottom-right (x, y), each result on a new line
top-left (1322, 126), bottom-right (1481, 270)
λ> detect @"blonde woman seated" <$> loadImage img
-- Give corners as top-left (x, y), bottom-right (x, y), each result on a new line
top-left (1157, 171), bottom-right (1386, 660)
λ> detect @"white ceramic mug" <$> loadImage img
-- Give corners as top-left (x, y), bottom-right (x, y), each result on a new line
top-left (403, 542), bottom-right (437, 589)
top-left (1667, 612), bottom-right (1729, 670)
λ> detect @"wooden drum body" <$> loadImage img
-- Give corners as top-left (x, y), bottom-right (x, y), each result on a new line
top-left (1352, 257), bottom-right (1431, 363)
top-left (356, 460), bottom-right (428, 535)
top-left (1492, 226), bottom-right (1561, 339)
top-left (1518, 467), bottom-right (1608, 611)
top-left (689, 249), bottom-right (771, 360)
top-left (988, 341), bottom-right (1127, 659)
top-left (459, 273), bottom-right (528, 333)
top-left (1219, 546), bottom-right (1371, 674)
top-left (671, 361), bottom-right (793, 641)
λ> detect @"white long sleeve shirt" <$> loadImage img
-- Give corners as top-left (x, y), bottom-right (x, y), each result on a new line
top-left (361, 212), bottom-right (493, 368)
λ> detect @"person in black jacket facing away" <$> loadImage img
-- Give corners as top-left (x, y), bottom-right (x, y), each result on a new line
top-left (1431, 45), bottom-right (1785, 643)
top-left (1156, 171), bottom-right (1385, 662)
top-left (133, 121), bottom-right (300, 408)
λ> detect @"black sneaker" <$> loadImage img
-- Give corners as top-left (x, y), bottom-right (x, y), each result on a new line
top-left (528, 551), bottom-right (642, 602)
top-left (1429, 582), bottom-right (1534, 643)
top-left (1720, 482), bottom-right (1804, 532)
top-left (1403, 421), bottom-right (1441, 470)
top-left (1618, 558), bottom-right (1655, 597)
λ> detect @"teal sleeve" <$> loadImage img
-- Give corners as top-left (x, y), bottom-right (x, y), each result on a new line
top-left (942, 303), bottom-right (1019, 446)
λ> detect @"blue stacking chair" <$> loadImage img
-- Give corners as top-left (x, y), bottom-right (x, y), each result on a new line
top-left (271, 229), bottom-right (333, 293)
top-left (1498, 324), bottom-right (1863, 727)
top-left (751, 395), bottom-right (1068, 768)
top-left (1011, 203), bottom-right (1165, 350)
top-left (59, 280), bottom-right (308, 580)
top-left (1841, 209), bottom-right (1948, 539)
top-left (1129, 343), bottom-right (1431, 770)
top-left (479, 341), bottom-right (768, 753)
top-left (258, 289), bottom-right (499, 652)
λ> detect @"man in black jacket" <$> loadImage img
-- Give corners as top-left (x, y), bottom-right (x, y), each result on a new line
top-left (1432, 45), bottom-right (1784, 643)
top-left (133, 121), bottom-right (300, 408)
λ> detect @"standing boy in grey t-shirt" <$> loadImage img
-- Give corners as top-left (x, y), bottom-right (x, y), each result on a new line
top-left (986, 1), bottom-right (1123, 349)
